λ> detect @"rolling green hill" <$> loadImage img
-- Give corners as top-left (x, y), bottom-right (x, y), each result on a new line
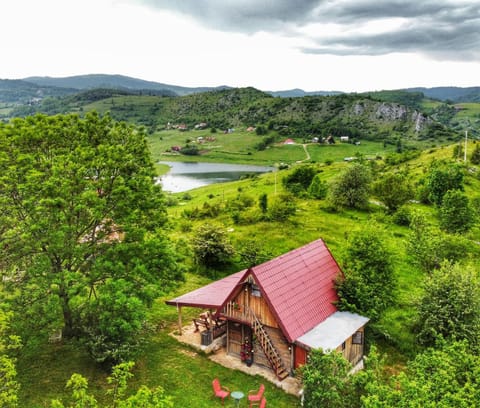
top-left (64, 88), bottom-right (456, 143)
top-left (5, 79), bottom-right (480, 149)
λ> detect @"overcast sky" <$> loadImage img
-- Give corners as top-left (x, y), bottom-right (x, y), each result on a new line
top-left (1, 0), bottom-right (479, 92)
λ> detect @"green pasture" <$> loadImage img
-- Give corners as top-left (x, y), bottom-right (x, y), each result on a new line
top-left (454, 102), bottom-right (480, 119)
top-left (148, 130), bottom-right (399, 169)
top-left (16, 272), bottom-right (300, 407)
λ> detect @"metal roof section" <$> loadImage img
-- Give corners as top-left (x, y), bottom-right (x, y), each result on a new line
top-left (165, 269), bottom-right (246, 309)
top-left (165, 238), bottom-right (352, 343)
top-left (250, 238), bottom-right (342, 343)
top-left (295, 311), bottom-right (370, 351)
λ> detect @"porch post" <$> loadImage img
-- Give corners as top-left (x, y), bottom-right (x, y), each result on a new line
top-left (177, 304), bottom-right (183, 335)
top-left (208, 308), bottom-right (213, 327)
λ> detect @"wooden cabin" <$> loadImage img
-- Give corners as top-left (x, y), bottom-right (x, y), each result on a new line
top-left (166, 239), bottom-right (369, 380)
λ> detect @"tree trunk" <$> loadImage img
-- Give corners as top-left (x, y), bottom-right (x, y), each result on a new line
top-left (59, 285), bottom-right (76, 338)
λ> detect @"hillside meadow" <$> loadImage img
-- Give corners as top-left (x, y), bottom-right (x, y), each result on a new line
top-left (18, 132), bottom-right (480, 408)
top-left (11, 124), bottom-right (480, 406)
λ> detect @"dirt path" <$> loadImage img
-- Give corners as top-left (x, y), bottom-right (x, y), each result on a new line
top-left (299, 144), bottom-right (311, 162)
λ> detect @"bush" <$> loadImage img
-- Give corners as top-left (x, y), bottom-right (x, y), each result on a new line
top-left (191, 223), bottom-right (235, 268)
top-left (372, 172), bottom-right (414, 213)
top-left (408, 212), bottom-right (473, 272)
top-left (81, 280), bottom-right (147, 367)
top-left (422, 161), bottom-right (464, 205)
top-left (336, 226), bottom-right (395, 321)
top-left (268, 193), bottom-right (297, 221)
top-left (392, 205), bottom-right (412, 226)
top-left (308, 174), bottom-right (328, 199)
top-left (328, 163), bottom-right (372, 209)
top-left (415, 262), bottom-right (480, 349)
top-left (439, 190), bottom-right (474, 233)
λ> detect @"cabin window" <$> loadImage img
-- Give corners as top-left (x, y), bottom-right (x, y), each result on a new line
top-left (352, 331), bottom-right (363, 345)
top-left (341, 341), bottom-right (346, 351)
top-left (251, 284), bottom-right (261, 297)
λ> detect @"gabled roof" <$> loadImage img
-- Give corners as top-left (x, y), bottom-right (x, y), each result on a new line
top-left (165, 270), bottom-right (246, 309)
top-left (165, 239), bottom-right (343, 343)
top-left (250, 239), bottom-right (341, 342)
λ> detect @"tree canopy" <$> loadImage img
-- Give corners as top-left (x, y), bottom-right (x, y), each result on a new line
top-left (336, 227), bottom-right (395, 321)
top-left (0, 113), bottom-right (182, 364)
top-left (328, 163), bottom-right (372, 209)
top-left (372, 171), bottom-right (414, 213)
top-left (421, 161), bottom-right (464, 205)
top-left (363, 342), bottom-right (480, 407)
top-left (415, 262), bottom-right (480, 349)
top-left (439, 189), bottom-right (475, 233)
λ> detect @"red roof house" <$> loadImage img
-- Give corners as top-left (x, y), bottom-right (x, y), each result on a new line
top-left (166, 238), bottom-right (368, 380)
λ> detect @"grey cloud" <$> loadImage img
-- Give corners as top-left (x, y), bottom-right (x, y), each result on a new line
top-left (137, 0), bottom-right (323, 32)
top-left (134, 0), bottom-right (480, 61)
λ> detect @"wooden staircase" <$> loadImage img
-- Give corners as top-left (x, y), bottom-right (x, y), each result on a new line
top-left (245, 307), bottom-right (290, 380)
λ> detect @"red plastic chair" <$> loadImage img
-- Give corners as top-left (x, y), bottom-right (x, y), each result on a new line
top-left (259, 397), bottom-right (267, 407)
top-left (212, 378), bottom-right (230, 405)
top-left (248, 384), bottom-right (265, 407)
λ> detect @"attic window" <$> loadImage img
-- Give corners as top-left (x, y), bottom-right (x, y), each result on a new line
top-left (251, 284), bottom-right (261, 297)
top-left (352, 331), bottom-right (363, 345)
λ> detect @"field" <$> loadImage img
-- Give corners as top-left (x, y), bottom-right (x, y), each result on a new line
top-left (148, 129), bottom-right (398, 171)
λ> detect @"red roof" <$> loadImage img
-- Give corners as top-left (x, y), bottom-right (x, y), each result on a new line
top-left (165, 270), bottom-right (246, 309)
top-left (166, 239), bottom-right (342, 343)
top-left (250, 239), bottom-right (341, 342)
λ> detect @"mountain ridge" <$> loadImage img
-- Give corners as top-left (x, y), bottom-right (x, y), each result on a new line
top-left (0, 73), bottom-right (479, 103)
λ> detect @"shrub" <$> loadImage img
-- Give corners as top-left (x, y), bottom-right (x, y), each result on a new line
top-left (336, 226), bottom-right (395, 321)
top-left (308, 174), bottom-right (328, 199)
top-left (191, 223), bottom-right (235, 268)
top-left (439, 190), bottom-right (474, 233)
top-left (268, 193), bottom-right (297, 221)
top-left (415, 262), bottom-right (480, 349)
top-left (392, 205), bottom-right (412, 226)
top-left (328, 163), bottom-right (372, 209)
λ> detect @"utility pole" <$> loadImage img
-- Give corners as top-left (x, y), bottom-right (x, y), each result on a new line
top-left (464, 130), bottom-right (468, 163)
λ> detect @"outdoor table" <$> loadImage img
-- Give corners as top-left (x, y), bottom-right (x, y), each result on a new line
top-left (231, 390), bottom-right (244, 407)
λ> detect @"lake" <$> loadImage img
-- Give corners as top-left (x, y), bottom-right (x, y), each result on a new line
top-left (157, 161), bottom-right (275, 193)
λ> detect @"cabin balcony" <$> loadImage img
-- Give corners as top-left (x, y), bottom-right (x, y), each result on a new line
top-left (222, 301), bottom-right (252, 323)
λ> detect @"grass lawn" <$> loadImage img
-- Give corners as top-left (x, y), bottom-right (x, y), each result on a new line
top-left (16, 273), bottom-right (300, 407)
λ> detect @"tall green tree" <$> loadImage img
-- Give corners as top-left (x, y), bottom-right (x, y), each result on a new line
top-left (363, 342), bottom-right (480, 407)
top-left (439, 189), bottom-right (475, 233)
top-left (470, 143), bottom-right (480, 165)
top-left (301, 349), bottom-right (353, 408)
top-left (0, 113), bottom-right (182, 353)
top-left (301, 347), bottom-right (379, 408)
top-left (191, 223), bottom-right (235, 269)
top-left (415, 262), bottom-right (480, 349)
top-left (372, 171), bottom-right (414, 213)
top-left (336, 227), bottom-right (395, 321)
top-left (328, 163), bottom-right (372, 209)
top-left (421, 161), bottom-right (464, 205)
top-left (408, 212), bottom-right (472, 273)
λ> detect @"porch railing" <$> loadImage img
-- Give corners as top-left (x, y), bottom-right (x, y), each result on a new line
top-left (223, 301), bottom-right (289, 380)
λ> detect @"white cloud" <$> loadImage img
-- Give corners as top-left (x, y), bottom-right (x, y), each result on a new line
top-left (0, 0), bottom-right (479, 92)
